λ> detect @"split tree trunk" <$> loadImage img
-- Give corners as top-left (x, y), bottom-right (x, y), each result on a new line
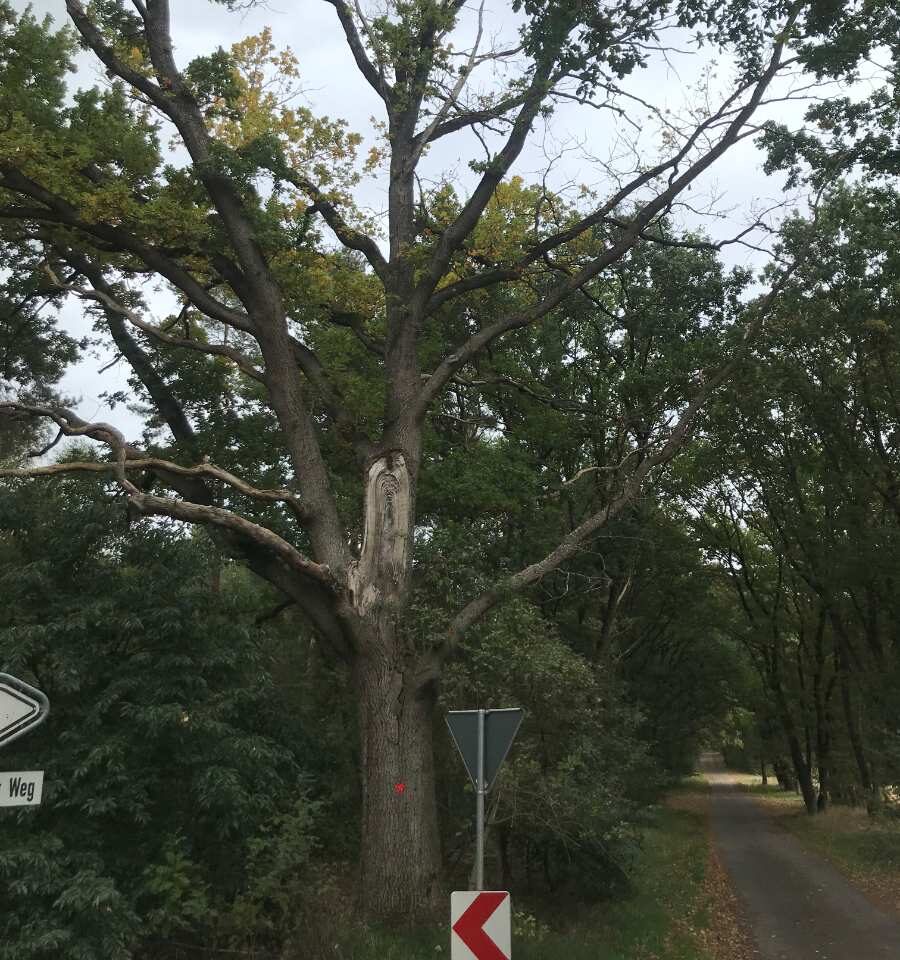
top-left (344, 452), bottom-right (443, 919)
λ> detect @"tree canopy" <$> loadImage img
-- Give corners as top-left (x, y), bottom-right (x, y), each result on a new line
top-left (1, 0), bottom-right (897, 937)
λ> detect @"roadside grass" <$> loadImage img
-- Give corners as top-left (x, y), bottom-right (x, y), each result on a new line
top-left (735, 781), bottom-right (804, 808)
top-left (330, 780), bottom-right (721, 960)
top-left (780, 805), bottom-right (900, 913)
top-left (734, 772), bottom-right (900, 915)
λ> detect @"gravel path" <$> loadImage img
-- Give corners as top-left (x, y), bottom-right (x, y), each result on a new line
top-left (702, 753), bottom-right (900, 959)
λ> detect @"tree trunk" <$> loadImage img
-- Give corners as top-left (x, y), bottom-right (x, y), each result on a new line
top-left (840, 670), bottom-right (874, 796)
top-left (773, 758), bottom-right (797, 791)
top-left (785, 724), bottom-right (818, 814)
top-left (831, 613), bottom-right (875, 797)
top-left (772, 685), bottom-right (817, 812)
top-left (355, 652), bottom-right (442, 919)
top-left (346, 452), bottom-right (442, 919)
top-left (813, 637), bottom-right (830, 812)
top-left (770, 647), bottom-right (818, 813)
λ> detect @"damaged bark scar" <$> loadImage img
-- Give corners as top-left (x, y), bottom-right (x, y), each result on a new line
top-left (348, 452), bottom-right (412, 615)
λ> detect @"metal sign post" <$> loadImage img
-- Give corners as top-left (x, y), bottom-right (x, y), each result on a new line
top-left (447, 707), bottom-right (523, 892)
top-left (475, 708), bottom-right (485, 890)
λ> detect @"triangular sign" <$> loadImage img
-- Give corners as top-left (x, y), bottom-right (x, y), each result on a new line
top-left (446, 708), bottom-right (523, 792)
top-left (0, 674), bottom-right (49, 750)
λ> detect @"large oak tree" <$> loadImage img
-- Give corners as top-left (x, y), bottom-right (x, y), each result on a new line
top-left (0, 0), bottom-right (869, 917)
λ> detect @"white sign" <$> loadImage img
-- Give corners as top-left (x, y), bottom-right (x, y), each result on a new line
top-left (0, 673), bottom-right (49, 749)
top-left (0, 770), bottom-right (44, 807)
top-left (451, 890), bottom-right (511, 960)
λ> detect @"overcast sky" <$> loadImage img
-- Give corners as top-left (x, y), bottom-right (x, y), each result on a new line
top-left (15, 0), bottom-right (822, 442)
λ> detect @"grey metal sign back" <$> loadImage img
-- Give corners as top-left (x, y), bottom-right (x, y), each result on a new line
top-left (446, 708), bottom-right (523, 793)
top-left (0, 674), bottom-right (49, 750)
top-left (446, 707), bottom-right (523, 892)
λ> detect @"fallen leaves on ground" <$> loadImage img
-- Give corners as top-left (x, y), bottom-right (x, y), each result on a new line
top-left (694, 843), bottom-right (757, 960)
top-left (665, 784), bottom-right (757, 960)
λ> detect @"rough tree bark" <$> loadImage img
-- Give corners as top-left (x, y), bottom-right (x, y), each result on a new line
top-left (354, 653), bottom-right (442, 914)
top-left (771, 626), bottom-right (818, 814)
top-left (344, 453), bottom-right (445, 913)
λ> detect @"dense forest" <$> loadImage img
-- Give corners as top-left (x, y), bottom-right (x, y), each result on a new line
top-left (1, 0), bottom-right (899, 957)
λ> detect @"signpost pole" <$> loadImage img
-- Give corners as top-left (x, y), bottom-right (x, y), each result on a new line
top-left (475, 708), bottom-right (485, 891)
top-left (447, 707), bottom-right (522, 959)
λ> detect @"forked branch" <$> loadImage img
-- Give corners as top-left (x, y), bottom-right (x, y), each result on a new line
top-left (0, 403), bottom-right (334, 590)
top-left (43, 268), bottom-right (266, 383)
top-left (423, 257), bottom-right (803, 674)
top-left (0, 457), bottom-right (310, 525)
top-left (413, 7), bottom-right (801, 420)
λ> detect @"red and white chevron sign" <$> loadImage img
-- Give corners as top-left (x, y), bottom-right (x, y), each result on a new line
top-left (450, 891), bottom-right (511, 960)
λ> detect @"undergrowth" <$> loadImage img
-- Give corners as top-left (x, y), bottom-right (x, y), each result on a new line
top-left (312, 791), bottom-right (717, 960)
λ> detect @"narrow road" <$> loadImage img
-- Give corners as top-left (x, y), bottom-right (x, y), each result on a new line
top-left (702, 753), bottom-right (900, 959)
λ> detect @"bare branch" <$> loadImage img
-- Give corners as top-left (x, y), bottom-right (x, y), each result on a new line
top-left (27, 429), bottom-right (65, 460)
top-left (44, 267), bottom-right (267, 383)
top-left (270, 166), bottom-right (389, 281)
top-left (417, 92), bottom-right (530, 144)
top-left (0, 458), bottom-right (310, 524)
top-left (419, 251), bottom-right (804, 673)
top-left (413, 12), bottom-right (800, 419)
top-left (0, 169), bottom-right (250, 331)
top-left (408, 1), bottom-right (485, 169)
top-left (409, 60), bottom-right (556, 311)
top-left (352, 0), bottom-right (389, 86)
top-left (131, 493), bottom-right (334, 585)
top-left (327, 310), bottom-right (386, 357)
top-left (423, 62), bottom-right (799, 317)
top-left (453, 373), bottom-right (597, 415)
top-left (323, 0), bottom-right (393, 105)
top-left (433, 371), bottom-right (727, 664)
top-left (0, 403), bottom-right (333, 588)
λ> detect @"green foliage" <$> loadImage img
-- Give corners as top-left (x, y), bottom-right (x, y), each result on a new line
top-left (513, 0), bottom-right (670, 83)
top-left (326, 799), bottom-right (716, 960)
top-left (1, 0), bottom-right (893, 942)
top-left (695, 182), bottom-right (900, 806)
top-left (0, 478), bottom-right (321, 959)
top-left (0, 3), bottom-right (72, 124)
top-left (441, 600), bottom-right (662, 897)
top-left (759, 0), bottom-right (899, 185)
top-left (185, 49), bottom-right (243, 111)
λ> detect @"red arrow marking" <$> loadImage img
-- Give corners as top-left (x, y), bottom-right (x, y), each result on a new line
top-left (452, 891), bottom-right (508, 960)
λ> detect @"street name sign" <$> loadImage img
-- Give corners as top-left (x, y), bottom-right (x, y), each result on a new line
top-left (0, 673), bottom-right (49, 750)
top-left (451, 890), bottom-right (511, 960)
top-left (0, 771), bottom-right (44, 807)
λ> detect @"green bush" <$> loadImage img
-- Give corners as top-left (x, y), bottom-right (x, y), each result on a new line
top-left (0, 480), bottom-right (321, 958)
top-left (441, 599), bottom-right (662, 898)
